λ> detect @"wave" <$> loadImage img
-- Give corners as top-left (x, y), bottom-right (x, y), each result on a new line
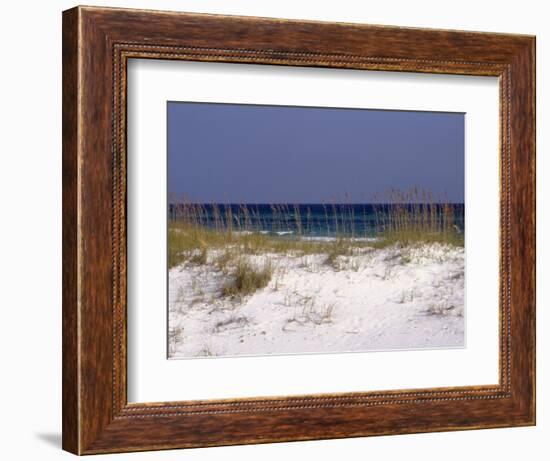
top-left (300, 236), bottom-right (380, 242)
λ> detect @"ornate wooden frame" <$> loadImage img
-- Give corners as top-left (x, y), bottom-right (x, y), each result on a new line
top-left (62, 5), bottom-right (536, 455)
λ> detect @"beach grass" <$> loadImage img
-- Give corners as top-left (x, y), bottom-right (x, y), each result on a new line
top-left (168, 223), bottom-right (375, 269)
top-left (221, 259), bottom-right (274, 298)
top-left (369, 188), bottom-right (464, 248)
top-left (168, 188), bottom-right (464, 270)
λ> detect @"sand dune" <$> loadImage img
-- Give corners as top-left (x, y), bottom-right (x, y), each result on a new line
top-left (168, 242), bottom-right (464, 359)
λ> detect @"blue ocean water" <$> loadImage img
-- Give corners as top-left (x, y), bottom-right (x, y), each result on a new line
top-left (169, 203), bottom-right (465, 238)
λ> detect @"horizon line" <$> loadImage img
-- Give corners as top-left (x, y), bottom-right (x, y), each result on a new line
top-left (167, 201), bottom-right (466, 205)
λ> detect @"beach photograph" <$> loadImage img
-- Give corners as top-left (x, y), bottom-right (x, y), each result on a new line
top-left (167, 102), bottom-right (465, 359)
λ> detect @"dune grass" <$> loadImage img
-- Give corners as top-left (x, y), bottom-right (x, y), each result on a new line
top-left (370, 188), bottom-right (464, 247)
top-left (221, 259), bottom-right (274, 298)
top-left (168, 188), bottom-right (464, 270)
top-left (168, 223), bottom-right (373, 269)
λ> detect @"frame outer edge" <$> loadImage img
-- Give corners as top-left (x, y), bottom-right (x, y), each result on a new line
top-left (62, 6), bottom-right (81, 455)
top-left (532, 36), bottom-right (537, 425)
top-left (528, 36), bottom-right (536, 425)
top-left (522, 36), bottom-right (536, 424)
top-left (507, 37), bottom-right (536, 424)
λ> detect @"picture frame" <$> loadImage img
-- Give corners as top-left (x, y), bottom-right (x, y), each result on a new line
top-left (62, 5), bottom-right (535, 455)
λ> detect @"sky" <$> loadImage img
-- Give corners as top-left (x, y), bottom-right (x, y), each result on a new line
top-left (168, 102), bottom-right (464, 203)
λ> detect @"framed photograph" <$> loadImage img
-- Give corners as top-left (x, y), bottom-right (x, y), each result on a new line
top-left (62, 5), bottom-right (535, 455)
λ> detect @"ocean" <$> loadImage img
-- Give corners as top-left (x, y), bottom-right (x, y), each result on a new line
top-left (168, 203), bottom-right (465, 239)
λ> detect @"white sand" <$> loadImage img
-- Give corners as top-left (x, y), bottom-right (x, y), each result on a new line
top-left (168, 243), bottom-right (464, 358)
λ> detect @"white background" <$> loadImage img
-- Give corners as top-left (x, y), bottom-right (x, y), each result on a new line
top-left (128, 60), bottom-right (499, 402)
top-left (0, 1), bottom-right (546, 460)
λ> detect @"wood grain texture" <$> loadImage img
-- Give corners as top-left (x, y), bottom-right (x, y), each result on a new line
top-left (62, 7), bottom-right (79, 454)
top-left (62, 5), bottom-right (536, 455)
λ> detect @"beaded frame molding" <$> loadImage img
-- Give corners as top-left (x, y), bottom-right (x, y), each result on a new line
top-left (62, 6), bottom-right (535, 455)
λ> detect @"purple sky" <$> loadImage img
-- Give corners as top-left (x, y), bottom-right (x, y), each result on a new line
top-left (168, 102), bottom-right (464, 203)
